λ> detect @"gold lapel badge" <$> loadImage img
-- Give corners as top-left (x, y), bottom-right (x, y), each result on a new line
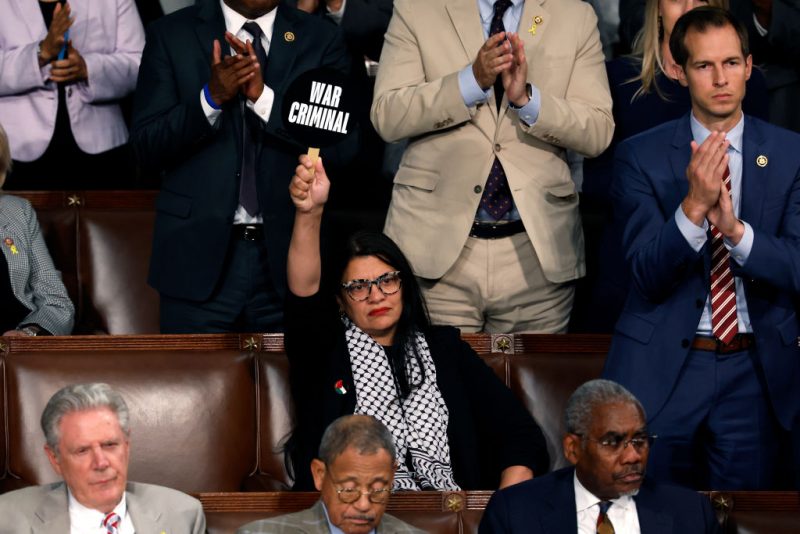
top-left (284, 31), bottom-right (295, 42)
top-left (3, 237), bottom-right (18, 255)
top-left (528, 15), bottom-right (543, 36)
top-left (756, 154), bottom-right (768, 167)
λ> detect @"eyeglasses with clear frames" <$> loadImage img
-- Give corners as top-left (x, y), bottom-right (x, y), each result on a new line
top-left (341, 271), bottom-right (402, 302)
top-left (578, 434), bottom-right (657, 454)
top-left (335, 487), bottom-right (393, 504)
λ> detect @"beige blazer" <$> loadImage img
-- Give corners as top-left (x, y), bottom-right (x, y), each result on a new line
top-left (371, 0), bottom-right (613, 282)
top-left (0, 481), bottom-right (206, 534)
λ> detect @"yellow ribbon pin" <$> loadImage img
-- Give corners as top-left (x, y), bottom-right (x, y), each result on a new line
top-left (4, 237), bottom-right (18, 255)
top-left (528, 15), bottom-right (543, 36)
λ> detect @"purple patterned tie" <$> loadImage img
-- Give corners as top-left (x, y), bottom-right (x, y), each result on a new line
top-left (479, 0), bottom-right (514, 220)
top-left (239, 22), bottom-right (268, 216)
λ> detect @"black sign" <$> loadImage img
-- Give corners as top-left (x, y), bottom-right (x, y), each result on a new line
top-left (282, 68), bottom-right (356, 148)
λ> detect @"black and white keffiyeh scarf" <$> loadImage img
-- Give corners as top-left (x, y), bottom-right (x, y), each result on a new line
top-left (342, 316), bottom-right (461, 491)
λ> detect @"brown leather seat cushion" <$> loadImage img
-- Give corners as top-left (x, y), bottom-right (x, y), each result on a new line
top-left (2, 349), bottom-right (257, 493)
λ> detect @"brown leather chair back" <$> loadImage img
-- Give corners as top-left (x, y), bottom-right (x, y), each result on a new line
top-left (0, 355), bottom-right (5, 480)
top-left (78, 208), bottom-right (159, 334)
top-left (1, 346), bottom-right (258, 493)
top-left (18, 193), bottom-right (79, 320)
top-left (254, 352), bottom-right (295, 490)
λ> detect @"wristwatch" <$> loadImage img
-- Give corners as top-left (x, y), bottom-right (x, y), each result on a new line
top-left (20, 325), bottom-right (41, 337)
top-left (508, 83), bottom-right (533, 110)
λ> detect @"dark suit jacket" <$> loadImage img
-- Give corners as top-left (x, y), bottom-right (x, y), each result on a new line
top-left (131, 0), bottom-right (355, 301)
top-left (479, 467), bottom-right (720, 534)
top-left (284, 291), bottom-right (549, 491)
top-left (603, 114), bottom-right (800, 430)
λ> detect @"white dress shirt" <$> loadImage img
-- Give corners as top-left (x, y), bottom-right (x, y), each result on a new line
top-left (199, 0), bottom-right (279, 223)
top-left (674, 113), bottom-right (754, 334)
top-left (68, 490), bottom-right (134, 534)
top-left (574, 473), bottom-right (640, 534)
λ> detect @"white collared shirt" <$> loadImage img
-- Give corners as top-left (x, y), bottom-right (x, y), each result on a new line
top-left (199, 0), bottom-right (279, 223)
top-left (68, 489), bottom-right (134, 534)
top-left (574, 472), bottom-right (640, 534)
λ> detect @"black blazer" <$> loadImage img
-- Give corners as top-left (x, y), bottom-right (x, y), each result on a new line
top-left (285, 292), bottom-right (549, 490)
top-left (480, 467), bottom-right (721, 534)
top-left (131, 0), bottom-right (356, 301)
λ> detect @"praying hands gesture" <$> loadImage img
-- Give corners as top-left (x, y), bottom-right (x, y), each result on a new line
top-left (472, 32), bottom-right (514, 90)
top-left (501, 32), bottom-right (529, 107)
top-left (224, 31), bottom-right (265, 103)
top-left (49, 42), bottom-right (88, 83)
top-left (681, 131), bottom-right (744, 244)
top-left (38, 1), bottom-right (73, 66)
top-left (207, 34), bottom-right (260, 106)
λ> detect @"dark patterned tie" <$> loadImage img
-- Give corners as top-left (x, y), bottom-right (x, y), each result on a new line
top-left (478, 0), bottom-right (514, 221)
top-left (709, 166), bottom-right (739, 345)
top-left (490, 0), bottom-right (513, 111)
top-left (102, 512), bottom-right (121, 534)
top-left (596, 501), bottom-right (615, 534)
top-left (239, 22), bottom-right (268, 216)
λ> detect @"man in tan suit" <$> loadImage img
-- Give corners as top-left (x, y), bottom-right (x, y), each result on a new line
top-left (371, 0), bottom-right (613, 333)
top-left (0, 383), bottom-right (206, 533)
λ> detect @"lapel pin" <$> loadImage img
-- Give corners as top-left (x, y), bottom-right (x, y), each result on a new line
top-left (3, 237), bottom-right (18, 255)
top-left (334, 379), bottom-right (347, 395)
top-left (528, 15), bottom-right (543, 36)
top-left (756, 154), bottom-right (768, 167)
top-left (284, 31), bottom-right (295, 42)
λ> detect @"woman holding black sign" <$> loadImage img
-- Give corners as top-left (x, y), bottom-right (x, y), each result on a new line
top-left (284, 155), bottom-right (548, 491)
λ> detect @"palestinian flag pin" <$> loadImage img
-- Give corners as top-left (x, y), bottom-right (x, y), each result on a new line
top-left (334, 379), bottom-right (347, 395)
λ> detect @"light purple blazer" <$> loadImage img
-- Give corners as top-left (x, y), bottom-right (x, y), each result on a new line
top-left (0, 0), bottom-right (144, 161)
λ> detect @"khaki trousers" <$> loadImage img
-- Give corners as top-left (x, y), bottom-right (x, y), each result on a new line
top-left (419, 233), bottom-right (574, 333)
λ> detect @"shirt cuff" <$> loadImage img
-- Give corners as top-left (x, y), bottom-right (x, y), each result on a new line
top-left (458, 65), bottom-right (490, 108)
top-left (200, 87), bottom-right (222, 126)
top-left (511, 84), bottom-right (541, 126)
top-left (246, 84), bottom-right (275, 123)
top-left (326, 0), bottom-right (345, 24)
top-left (675, 204), bottom-right (708, 252)
top-left (725, 220), bottom-right (753, 266)
top-left (752, 13), bottom-right (769, 36)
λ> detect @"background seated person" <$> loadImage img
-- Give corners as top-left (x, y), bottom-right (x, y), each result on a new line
top-left (479, 379), bottom-right (720, 533)
top-left (0, 123), bottom-right (74, 336)
top-left (285, 155), bottom-right (549, 491)
top-left (0, 383), bottom-right (206, 532)
top-left (238, 415), bottom-right (424, 534)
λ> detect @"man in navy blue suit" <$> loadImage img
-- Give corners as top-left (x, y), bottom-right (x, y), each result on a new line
top-left (132, 0), bottom-right (354, 333)
top-left (479, 379), bottom-right (719, 534)
top-left (603, 6), bottom-right (800, 490)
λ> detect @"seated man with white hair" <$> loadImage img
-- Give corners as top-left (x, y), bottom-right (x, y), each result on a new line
top-left (0, 382), bottom-right (206, 532)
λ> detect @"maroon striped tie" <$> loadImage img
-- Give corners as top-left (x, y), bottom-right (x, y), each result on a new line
top-left (709, 167), bottom-right (738, 345)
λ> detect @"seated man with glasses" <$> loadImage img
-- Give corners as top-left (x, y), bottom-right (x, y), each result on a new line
top-left (283, 156), bottom-right (548, 492)
top-left (480, 379), bottom-right (720, 534)
top-left (237, 415), bottom-right (423, 534)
